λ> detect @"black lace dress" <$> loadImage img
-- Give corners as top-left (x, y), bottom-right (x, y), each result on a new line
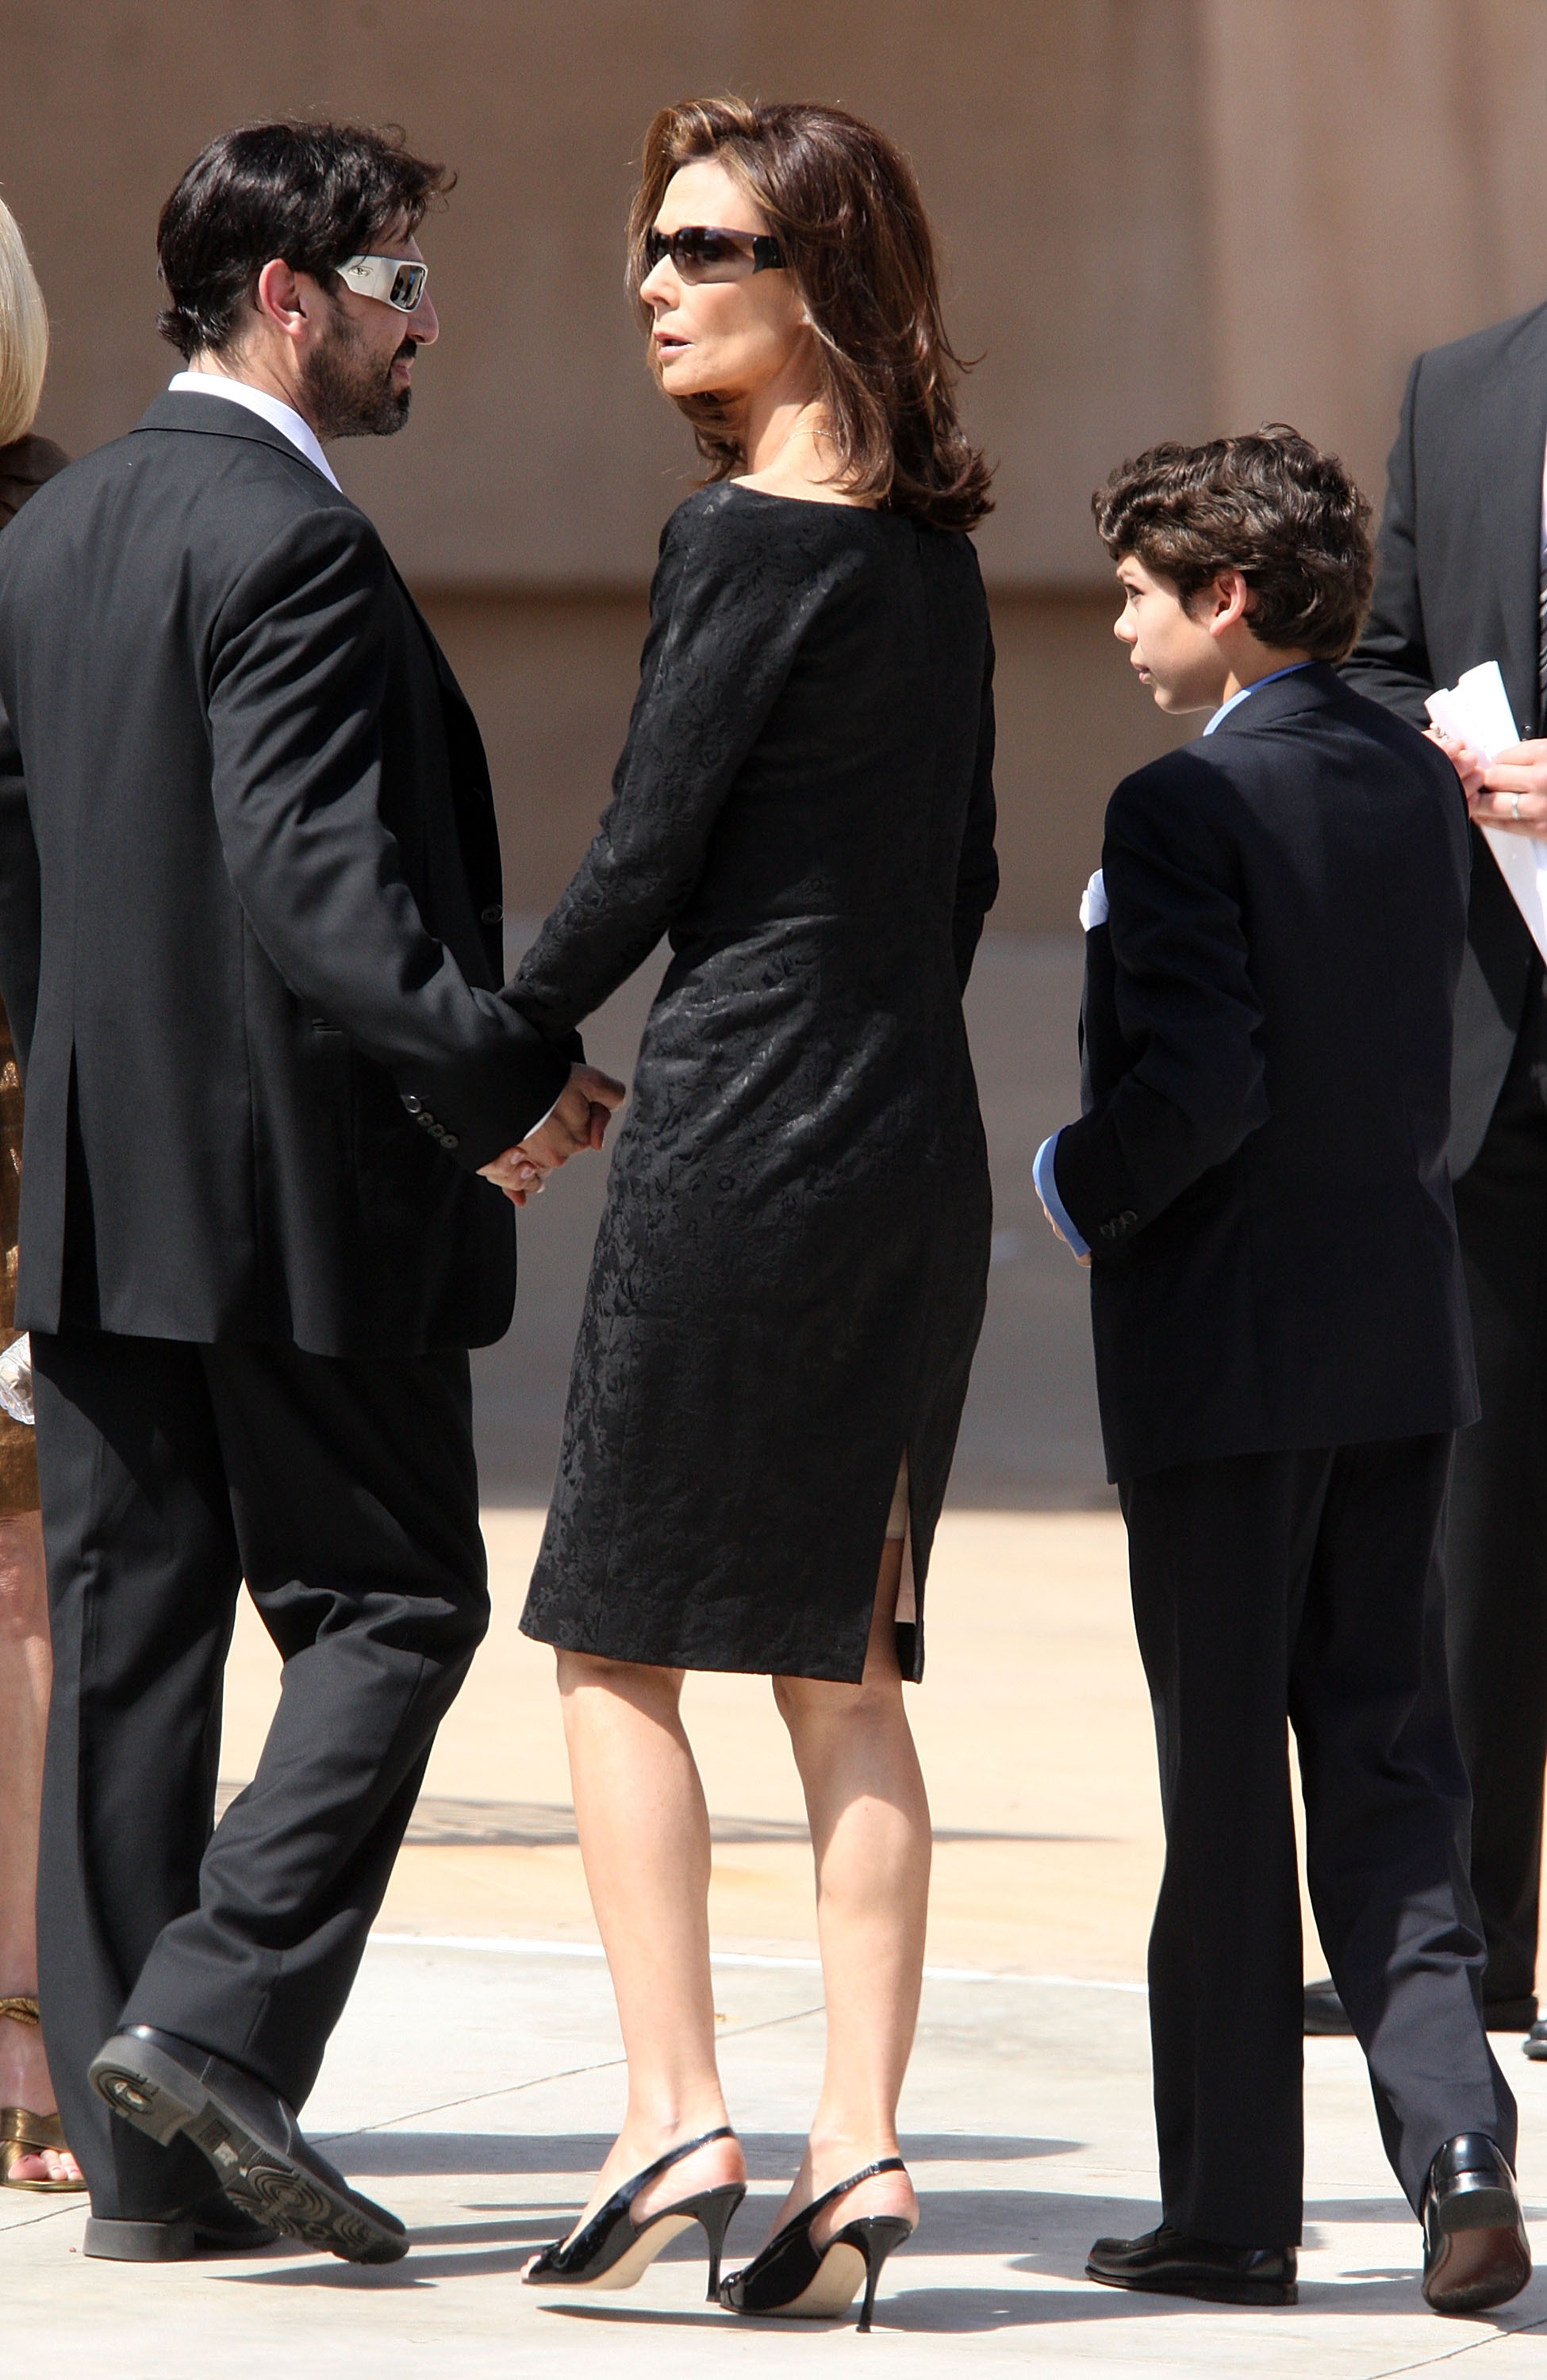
top-left (514, 483), bottom-right (997, 1682)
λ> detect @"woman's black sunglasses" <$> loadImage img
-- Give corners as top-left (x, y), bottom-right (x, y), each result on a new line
top-left (641, 226), bottom-right (786, 284)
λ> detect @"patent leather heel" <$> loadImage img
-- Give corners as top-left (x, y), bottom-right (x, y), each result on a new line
top-left (524, 2126), bottom-right (745, 2294)
top-left (718, 2156), bottom-right (914, 2332)
top-left (849, 2214), bottom-right (915, 2332)
top-left (693, 2181), bottom-right (744, 2299)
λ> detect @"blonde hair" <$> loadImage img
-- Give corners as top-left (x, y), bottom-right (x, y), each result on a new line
top-left (0, 197), bottom-right (48, 447)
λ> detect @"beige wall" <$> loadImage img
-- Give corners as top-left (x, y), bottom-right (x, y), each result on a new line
top-left (3, 2), bottom-right (1547, 923)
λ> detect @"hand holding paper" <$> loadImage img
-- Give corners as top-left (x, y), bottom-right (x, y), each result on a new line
top-left (1425, 662), bottom-right (1547, 963)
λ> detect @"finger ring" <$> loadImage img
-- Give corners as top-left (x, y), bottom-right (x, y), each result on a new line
top-left (1513, 793), bottom-right (1522, 818)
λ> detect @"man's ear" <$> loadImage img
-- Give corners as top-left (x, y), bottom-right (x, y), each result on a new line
top-left (253, 257), bottom-right (312, 345)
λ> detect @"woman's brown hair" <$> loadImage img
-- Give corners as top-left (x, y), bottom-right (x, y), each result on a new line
top-left (628, 97), bottom-right (992, 532)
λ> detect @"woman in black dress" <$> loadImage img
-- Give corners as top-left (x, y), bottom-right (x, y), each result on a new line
top-left (495, 98), bottom-right (996, 2327)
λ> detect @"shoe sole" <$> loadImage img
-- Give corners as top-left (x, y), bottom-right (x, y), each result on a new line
top-left (83, 2217), bottom-right (199, 2261)
top-left (89, 2035), bottom-right (405, 2266)
top-left (1423, 2186), bottom-right (1532, 2317)
top-left (1086, 2266), bottom-right (1297, 2307)
top-left (739, 2240), bottom-right (870, 2320)
top-left (525, 2212), bottom-right (697, 2291)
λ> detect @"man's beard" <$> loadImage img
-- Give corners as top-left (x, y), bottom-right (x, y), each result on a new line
top-left (301, 308), bottom-right (413, 440)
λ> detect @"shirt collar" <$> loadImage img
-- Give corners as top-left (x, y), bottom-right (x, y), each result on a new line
top-left (167, 370), bottom-right (341, 491)
top-left (1202, 660), bottom-right (1315, 735)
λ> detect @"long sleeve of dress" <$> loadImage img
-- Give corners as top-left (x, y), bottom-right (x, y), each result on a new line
top-left (512, 494), bottom-right (858, 1038)
top-left (952, 626), bottom-right (998, 989)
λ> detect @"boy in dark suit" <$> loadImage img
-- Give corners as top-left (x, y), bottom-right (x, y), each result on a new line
top-left (1036, 429), bottom-right (1529, 2314)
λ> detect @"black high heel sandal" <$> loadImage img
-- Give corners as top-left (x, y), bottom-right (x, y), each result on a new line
top-left (718, 2156), bottom-right (914, 2332)
top-left (524, 2125), bottom-right (745, 2297)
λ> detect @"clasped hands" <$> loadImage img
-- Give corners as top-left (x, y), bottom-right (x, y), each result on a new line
top-left (1430, 728), bottom-right (1547, 835)
top-left (478, 1062), bottom-right (627, 1207)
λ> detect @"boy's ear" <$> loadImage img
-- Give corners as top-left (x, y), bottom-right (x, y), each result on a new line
top-left (1206, 569), bottom-right (1254, 638)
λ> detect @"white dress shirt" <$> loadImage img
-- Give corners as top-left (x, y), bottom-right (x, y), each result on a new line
top-left (167, 370), bottom-right (341, 490)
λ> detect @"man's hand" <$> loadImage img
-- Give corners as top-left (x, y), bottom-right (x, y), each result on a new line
top-left (1466, 737), bottom-right (1547, 835)
top-left (1426, 727), bottom-right (1487, 801)
top-left (478, 1063), bottom-right (626, 1207)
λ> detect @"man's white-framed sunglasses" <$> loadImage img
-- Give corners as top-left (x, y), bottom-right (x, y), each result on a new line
top-left (336, 254), bottom-right (428, 313)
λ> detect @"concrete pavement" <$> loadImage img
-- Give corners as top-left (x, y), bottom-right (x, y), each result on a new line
top-left (10, 1510), bottom-right (1547, 2375)
top-left (7, 1938), bottom-right (1546, 2375)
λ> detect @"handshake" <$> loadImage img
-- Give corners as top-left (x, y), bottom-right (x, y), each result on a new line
top-left (478, 1062), bottom-right (627, 1207)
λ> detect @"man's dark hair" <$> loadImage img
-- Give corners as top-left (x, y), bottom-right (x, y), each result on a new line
top-left (156, 121), bottom-right (452, 360)
top-left (1092, 426), bottom-right (1374, 662)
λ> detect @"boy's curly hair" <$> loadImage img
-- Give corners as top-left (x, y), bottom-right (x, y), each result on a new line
top-left (1092, 426), bottom-right (1373, 661)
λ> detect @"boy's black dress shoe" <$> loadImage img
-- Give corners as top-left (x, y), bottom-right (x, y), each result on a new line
top-left (1086, 2225), bottom-right (1297, 2305)
top-left (1523, 2019), bottom-right (1547, 2062)
top-left (1303, 1976), bottom-right (1355, 2034)
top-left (84, 2193), bottom-right (280, 2260)
top-left (88, 2025), bottom-right (408, 2265)
top-left (1422, 2134), bottom-right (1531, 2314)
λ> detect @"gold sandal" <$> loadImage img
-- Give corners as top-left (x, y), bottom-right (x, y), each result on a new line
top-left (0, 1995), bottom-right (85, 2191)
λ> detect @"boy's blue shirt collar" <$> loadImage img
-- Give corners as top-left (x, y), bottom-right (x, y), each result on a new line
top-left (1202, 660), bottom-right (1315, 736)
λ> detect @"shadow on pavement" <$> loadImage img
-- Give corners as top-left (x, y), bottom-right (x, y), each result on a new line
top-left (324, 2129), bottom-right (1079, 2177)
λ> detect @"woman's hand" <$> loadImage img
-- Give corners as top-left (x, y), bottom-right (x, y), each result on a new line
top-left (478, 1064), bottom-right (627, 1207)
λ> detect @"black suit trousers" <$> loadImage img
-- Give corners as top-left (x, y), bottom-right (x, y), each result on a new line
top-left (30, 1328), bottom-right (489, 2222)
top-left (1446, 991), bottom-right (1547, 2011)
top-left (1122, 1437), bottom-right (1514, 2244)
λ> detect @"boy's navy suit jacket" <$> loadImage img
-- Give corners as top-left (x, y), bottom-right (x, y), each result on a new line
top-left (1054, 662), bottom-right (1480, 1482)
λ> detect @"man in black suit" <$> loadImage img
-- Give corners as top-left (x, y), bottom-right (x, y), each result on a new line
top-left (1036, 431), bottom-right (1528, 2314)
top-left (0, 123), bottom-right (616, 2263)
top-left (1338, 309), bottom-right (1547, 2051)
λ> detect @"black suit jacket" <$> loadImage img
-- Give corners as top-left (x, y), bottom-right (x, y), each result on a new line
top-left (1342, 303), bottom-right (1547, 1173)
top-left (0, 393), bottom-right (574, 1356)
top-left (1053, 666), bottom-right (1478, 1480)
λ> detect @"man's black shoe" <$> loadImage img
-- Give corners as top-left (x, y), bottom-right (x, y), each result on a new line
top-left (1307, 1980), bottom-right (1537, 2039)
top-left (1422, 2134), bottom-right (1531, 2314)
top-left (84, 2192), bottom-right (281, 2261)
top-left (1303, 1977), bottom-right (1353, 2035)
top-left (1525, 2019), bottom-right (1547, 2062)
top-left (1086, 2225), bottom-right (1297, 2305)
top-left (88, 2025), bottom-right (407, 2265)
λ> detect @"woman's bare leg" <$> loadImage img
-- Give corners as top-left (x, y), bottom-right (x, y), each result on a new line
top-left (0, 1508), bottom-right (81, 2183)
top-left (766, 1536), bottom-right (927, 2244)
top-left (545, 1651), bottom-right (743, 2240)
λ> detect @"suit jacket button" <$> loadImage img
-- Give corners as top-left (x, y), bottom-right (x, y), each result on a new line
top-left (441, 1133), bottom-right (459, 1150)
top-left (401, 1094), bottom-right (423, 1115)
top-left (1119, 1210), bottom-right (1137, 1227)
top-left (481, 904), bottom-right (504, 925)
